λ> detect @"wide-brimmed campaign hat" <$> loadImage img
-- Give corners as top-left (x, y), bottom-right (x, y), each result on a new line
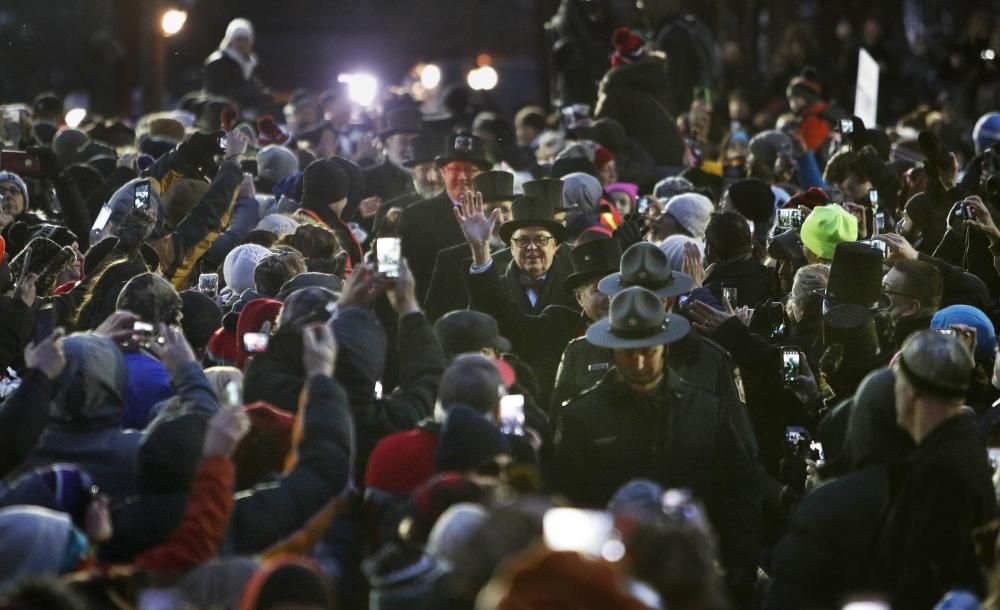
top-left (378, 106), bottom-right (423, 140)
top-left (586, 286), bottom-right (691, 349)
top-left (435, 132), bottom-right (491, 170)
top-left (498, 195), bottom-right (567, 244)
top-left (522, 178), bottom-right (564, 212)
top-left (473, 170), bottom-right (515, 204)
top-left (598, 242), bottom-right (693, 299)
top-left (564, 238), bottom-right (622, 292)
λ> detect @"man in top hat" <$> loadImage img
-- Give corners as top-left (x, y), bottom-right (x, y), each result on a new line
top-left (398, 132), bottom-right (492, 302)
top-left (423, 170), bottom-right (517, 321)
top-left (553, 241), bottom-right (748, 414)
top-left (371, 132), bottom-right (446, 238)
top-left (363, 106), bottom-right (425, 206)
top-left (552, 286), bottom-right (761, 591)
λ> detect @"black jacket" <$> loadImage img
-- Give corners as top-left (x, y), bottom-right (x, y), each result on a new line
top-left (552, 368), bottom-right (761, 574)
top-left (704, 254), bottom-right (773, 309)
top-left (594, 59), bottom-right (686, 167)
top-left (870, 414), bottom-right (996, 609)
top-left (766, 467), bottom-right (890, 609)
top-left (362, 160), bottom-right (413, 204)
top-left (398, 192), bottom-right (467, 303)
top-left (463, 255), bottom-right (583, 407)
top-left (202, 51), bottom-right (271, 112)
top-left (424, 245), bottom-right (512, 322)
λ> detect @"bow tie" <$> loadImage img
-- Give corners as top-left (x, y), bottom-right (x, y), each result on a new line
top-left (519, 274), bottom-right (547, 292)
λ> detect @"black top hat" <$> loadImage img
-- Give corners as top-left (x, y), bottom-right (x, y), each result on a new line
top-left (564, 238), bottom-right (623, 292)
top-left (522, 178), bottom-right (564, 213)
top-left (825, 242), bottom-right (890, 310)
top-left (402, 132), bottom-right (445, 168)
top-left (378, 106), bottom-right (423, 140)
top-left (498, 195), bottom-right (568, 244)
top-left (435, 132), bottom-right (491, 170)
top-left (473, 171), bottom-right (515, 204)
top-left (822, 304), bottom-right (882, 369)
top-left (598, 242), bottom-right (693, 299)
top-left (586, 286), bottom-right (691, 349)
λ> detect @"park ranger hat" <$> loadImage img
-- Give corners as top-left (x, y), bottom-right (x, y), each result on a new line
top-left (598, 242), bottom-right (693, 299)
top-left (586, 286), bottom-right (691, 349)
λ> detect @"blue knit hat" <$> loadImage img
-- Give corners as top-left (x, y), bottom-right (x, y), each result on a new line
top-left (930, 305), bottom-right (997, 362)
top-left (0, 171), bottom-right (29, 208)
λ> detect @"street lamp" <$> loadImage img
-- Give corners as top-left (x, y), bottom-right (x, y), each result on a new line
top-left (161, 9), bottom-right (187, 37)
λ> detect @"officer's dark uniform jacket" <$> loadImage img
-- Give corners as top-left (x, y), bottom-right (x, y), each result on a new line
top-left (551, 330), bottom-right (748, 418)
top-left (552, 366), bottom-right (761, 575)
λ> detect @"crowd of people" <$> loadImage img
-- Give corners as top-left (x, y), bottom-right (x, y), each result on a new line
top-left (0, 2), bottom-right (998, 609)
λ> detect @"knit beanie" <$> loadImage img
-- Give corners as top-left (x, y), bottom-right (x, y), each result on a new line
top-left (749, 130), bottom-right (793, 171)
top-left (426, 502), bottom-right (489, 565)
top-left (52, 128), bottom-right (91, 167)
top-left (256, 115), bottom-right (290, 146)
top-left (301, 158), bottom-right (349, 208)
top-left (561, 172), bottom-right (602, 211)
top-left (257, 145), bottom-right (299, 184)
top-left (255, 213), bottom-right (299, 237)
top-left (224, 244), bottom-right (272, 296)
top-left (973, 112), bottom-right (1000, 152)
top-left (364, 544), bottom-right (448, 610)
top-left (179, 557), bottom-right (260, 610)
top-left (931, 305), bottom-right (997, 362)
top-left (0, 171), bottom-right (29, 207)
top-left (409, 472), bottom-right (485, 544)
top-left (611, 27), bottom-right (646, 67)
top-left (664, 193), bottom-right (713, 238)
top-left (800, 204), bottom-right (857, 260)
top-left (593, 145), bottom-right (614, 171)
top-left (786, 67), bottom-right (823, 107)
top-left (653, 175), bottom-right (695, 200)
top-left (607, 478), bottom-right (665, 520)
top-left (364, 429), bottom-right (439, 497)
top-left (434, 406), bottom-right (510, 473)
top-left (728, 178), bottom-right (775, 223)
top-left (235, 298), bottom-right (283, 368)
top-left (658, 234), bottom-right (702, 273)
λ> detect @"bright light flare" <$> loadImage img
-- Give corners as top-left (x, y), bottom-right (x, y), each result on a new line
top-left (338, 73), bottom-right (379, 107)
top-left (419, 64), bottom-right (442, 90)
top-left (64, 108), bottom-right (86, 129)
top-left (466, 66), bottom-right (498, 91)
top-left (161, 9), bottom-right (187, 36)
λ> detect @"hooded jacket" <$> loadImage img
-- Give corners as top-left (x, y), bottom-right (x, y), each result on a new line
top-left (595, 58), bottom-right (686, 167)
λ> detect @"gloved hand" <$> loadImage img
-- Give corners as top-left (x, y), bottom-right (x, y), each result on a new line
top-left (177, 130), bottom-right (225, 175)
top-left (27, 145), bottom-right (60, 180)
top-left (613, 212), bottom-right (646, 250)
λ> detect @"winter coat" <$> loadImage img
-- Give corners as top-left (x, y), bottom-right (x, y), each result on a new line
top-left (362, 160), bottom-right (414, 204)
top-left (0, 295), bottom-right (33, 373)
top-left (870, 414), bottom-right (997, 609)
top-left (552, 368), bottom-right (761, 574)
top-left (424, 245), bottom-right (512, 322)
top-left (202, 50), bottom-right (271, 112)
top-left (399, 191), bottom-right (470, 303)
top-left (595, 59), bottom-right (686, 167)
top-left (121, 351), bottom-right (174, 430)
top-left (703, 254), bottom-right (773, 309)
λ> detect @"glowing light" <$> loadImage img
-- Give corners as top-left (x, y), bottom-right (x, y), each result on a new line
top-left (466, 66), bottom-right (498, 91)
top-left (543, 508), bottom-right (614, 556)
top-left (419, 64), bottom-right (442, 90)
top-left (338, 73), bottom-right (378, 107)
top-left (64, 108), bottom-right (86, 128)
top-left (161, 9), bottom-right (187, 36)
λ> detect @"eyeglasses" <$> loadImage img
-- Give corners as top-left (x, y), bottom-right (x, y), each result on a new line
top-left (882, 288), bottom-right (916, 300)
top-left (0, 185), bottom-right (22, 197)
top-left (443, 166), bottom-right (481, 178)
top-left (512, 235), bottom-right (554, 248)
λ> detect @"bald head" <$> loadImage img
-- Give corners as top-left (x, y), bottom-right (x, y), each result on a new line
top-left (437, 354), bottom-right (505, 417)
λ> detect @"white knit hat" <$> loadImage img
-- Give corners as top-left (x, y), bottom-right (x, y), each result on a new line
top-left (658, 234), bottom-right (704, 274)
top-left (255, 213), bottom-right (299, 238)
top-left (222, 243), bottom-right (271, 295)
top-left (664, 193), bottom-right (714, 239)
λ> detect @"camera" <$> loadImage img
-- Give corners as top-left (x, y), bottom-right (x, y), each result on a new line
top-left (784, 426), bottom-right (810, 457)
top-left (777, 208), bottom-right (803, 229)
top-left (839, 118), bottom-right (854, 134)
top-left (781, 348), bottom-right (800, 384)
top-left (951, 203), bottom-right (974, 221)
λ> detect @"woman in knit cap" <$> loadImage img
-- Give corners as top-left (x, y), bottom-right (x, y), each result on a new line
top-left (297, 158), bottom-right (363, 266)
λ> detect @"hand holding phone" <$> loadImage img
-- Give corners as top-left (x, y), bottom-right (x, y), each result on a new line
top-left (376, 237), bottom-right (402, 280)
top-left (499, 394), bottom-right (525, 436)
top-left (198, 273), bottom-right (219, 298)
top-left (133, 180), bottom-right (151, 209)
top-left (781, 348), bottom-right (800, 385)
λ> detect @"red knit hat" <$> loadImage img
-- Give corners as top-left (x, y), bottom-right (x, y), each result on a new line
top-left (365, 428), bottom-right (439, 497)
top-left (206, 327), bottom-right (239, 366)
top-left (611, 27), bottom-right (645, 67)
top-left (233, 401), bottom-right (295, 486)
top-left (409, 472), bottom-right (484, 543)
top-left (593, 145), bottom-right (614, 170)
top-left (784, 186), bottom-right (828, 209)
top-left (257, 115), bottom-right (290, 146)
top-left (235, 298), bottom-right (283, 369)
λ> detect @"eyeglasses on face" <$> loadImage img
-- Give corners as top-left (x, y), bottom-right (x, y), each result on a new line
top-left (0, 185), bottom-right (22, 197)
top-left (443, 166), bottom-right (481, 178)
top-left (511, 235), bottom-right (554, 248)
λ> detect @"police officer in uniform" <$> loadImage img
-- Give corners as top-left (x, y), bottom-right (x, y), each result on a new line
top-left (552, 242), bottom-right (749, 417)
top-left (552, 286), bottom-right (761, 599)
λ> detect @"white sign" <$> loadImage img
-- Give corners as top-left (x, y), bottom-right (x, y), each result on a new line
top-left (854, 48), bottom-right (880, 128)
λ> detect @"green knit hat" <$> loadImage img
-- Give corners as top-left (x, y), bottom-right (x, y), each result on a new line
top-left (800, 204), bottom-right (857, 260)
